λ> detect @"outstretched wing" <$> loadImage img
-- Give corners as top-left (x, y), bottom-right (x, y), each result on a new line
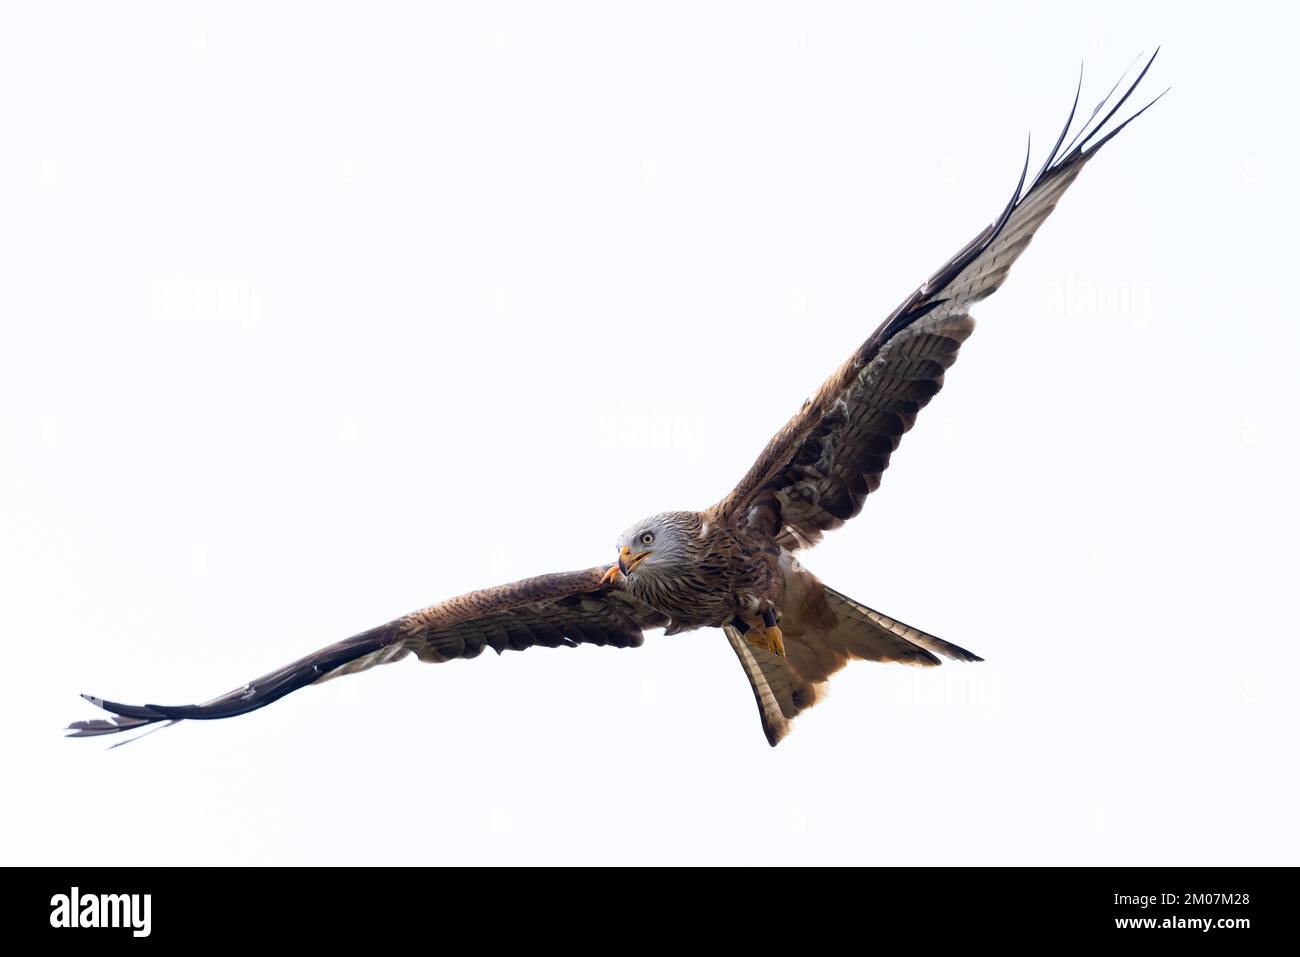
top-left (68, 567), bottom-right (667, 738)
top-left (715, 55), bottom-right (1165, 550)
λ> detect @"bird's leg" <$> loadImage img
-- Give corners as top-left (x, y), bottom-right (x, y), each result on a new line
top-left (740, 610), bottom-right (785, 657)
top-left (738, 617), bottom-right (765, 651)
top-left (600, 564), bottom-right (621, 586)
top-left (761, 608), bottom-right (785, 657)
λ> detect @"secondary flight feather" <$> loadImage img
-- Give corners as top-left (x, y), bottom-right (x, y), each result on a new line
top-left (70, 54), bottom-right (1165, 746)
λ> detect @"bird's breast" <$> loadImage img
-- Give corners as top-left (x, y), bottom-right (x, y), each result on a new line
top-left (626, 528), bottom-right (783, 630)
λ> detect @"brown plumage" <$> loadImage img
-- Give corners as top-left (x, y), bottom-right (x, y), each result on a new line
top-left (69, 55), bottom-right (1164, 746)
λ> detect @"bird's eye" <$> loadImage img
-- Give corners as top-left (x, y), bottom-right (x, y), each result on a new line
top-left (640, 532), bottom-right (655, 546)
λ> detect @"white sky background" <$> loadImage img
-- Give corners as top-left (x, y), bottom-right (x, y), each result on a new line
top-left (2, 2), bottom-right (1296, 866)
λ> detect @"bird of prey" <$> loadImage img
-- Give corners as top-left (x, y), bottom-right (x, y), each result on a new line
top-left (70, 55), bottom-right (1163, 746)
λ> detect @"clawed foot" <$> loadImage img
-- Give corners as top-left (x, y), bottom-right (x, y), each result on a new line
top-left (763, 625), bottom-right (785, 657)
top-left (745, 623), bottom-right (785, 657)
top-left (600, 564), bottom-right (621, 587)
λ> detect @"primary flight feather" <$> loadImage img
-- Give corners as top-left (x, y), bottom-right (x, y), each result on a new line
top-left (70, 54), bottom-right (1164, 746)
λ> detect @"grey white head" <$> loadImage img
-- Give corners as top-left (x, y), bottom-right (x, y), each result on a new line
top-left (613, 511), bottom-right (700, 578)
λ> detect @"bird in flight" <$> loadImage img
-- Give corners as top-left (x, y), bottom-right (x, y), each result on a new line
top-left (70, 55), bottom-right (1164, 746)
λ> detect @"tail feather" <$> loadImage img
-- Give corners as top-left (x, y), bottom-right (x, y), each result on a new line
top-left (724, 625), bottom-right (823, 747)
top-left (822, 587), bottom-right (983, 665)
top-left (725, 581), bottom-right (981, 746)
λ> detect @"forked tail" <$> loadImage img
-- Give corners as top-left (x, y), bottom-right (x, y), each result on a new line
top-left (725, 585), bottom-right (981, 746)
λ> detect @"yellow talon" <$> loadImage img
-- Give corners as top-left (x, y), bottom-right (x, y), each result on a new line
top-left (600, 565), bottom-right (622, 586)
top-left (747, 623), bottom-right (785, 657)
top-left (765, 625), bottom-right (786, 657)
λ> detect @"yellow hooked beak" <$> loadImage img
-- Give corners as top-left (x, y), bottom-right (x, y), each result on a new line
top-left (618, 545), bottom-right (652, 575)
